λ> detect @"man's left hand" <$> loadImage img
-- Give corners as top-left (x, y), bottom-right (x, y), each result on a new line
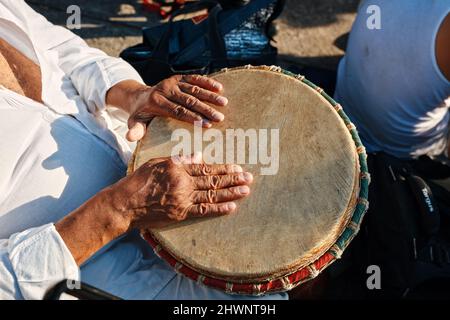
top-left (106, 75), bottom-right (228, 142)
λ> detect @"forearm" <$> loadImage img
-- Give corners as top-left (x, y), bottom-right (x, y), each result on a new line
top-left (55, 189), bottom-right (131, 265)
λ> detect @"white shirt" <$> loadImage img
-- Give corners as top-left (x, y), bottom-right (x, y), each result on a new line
top-left (334, 0), bottom-right (450, 159)
top-left (0, 0), bottom-right (286, 300)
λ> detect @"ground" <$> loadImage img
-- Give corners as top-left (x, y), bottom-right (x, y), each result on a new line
top-left (27, 0), bottom-right (359, 71)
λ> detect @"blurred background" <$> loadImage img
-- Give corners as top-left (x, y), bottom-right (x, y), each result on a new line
top-left (26, 0), bottom-right (359, 71)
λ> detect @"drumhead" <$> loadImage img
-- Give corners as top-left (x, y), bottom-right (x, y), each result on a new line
top-left (129, 66), bottom-right (369, 294)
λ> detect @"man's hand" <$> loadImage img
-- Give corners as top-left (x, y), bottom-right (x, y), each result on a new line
top-left (55, 154), bottom-right (252, 265)
top-left (106, 75), bottom-right (228, 142)
top-left (110, 154), bottom-right (252, 229)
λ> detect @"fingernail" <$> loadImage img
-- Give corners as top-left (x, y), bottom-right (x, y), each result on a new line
top-left (202, 119), bottom-right (212, 127)
top-left (213, 82), bottom-right (223, 91)
top-left (243, 172), bottom-right (253, 182)
top-left (213, 112), bottom-right (225, 121)
top-left (217, 96), bottom-right (228, 106)
top-left (232, 165), bottom-right (243, 173)
top-left (238, 186), bottom-right (250, 194)
top-left (227, 202), bottom-right (236, 210)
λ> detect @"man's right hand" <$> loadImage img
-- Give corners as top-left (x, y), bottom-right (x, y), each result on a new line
top-left (110, 153), bottom-right (253, 229)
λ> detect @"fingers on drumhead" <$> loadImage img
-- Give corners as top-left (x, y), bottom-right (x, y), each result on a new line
top-left (186, 163), bottom-right (244, 176)
top-left (170, 89), bottom-right (224, 122)
top-left (182, 74), bottom-right (223, 92)
top-left (188, 202), bottom-right (237, 217)
top-left (163, 98), bottom-right (203, 124)
top-left (174, 154), bottom-right (248, 179)
top-left (192, 186), bottom-right (250, 204)
top-left (178, 82), bottom-right (228, 107)
top-left (194, 172), bottom-right (253, 190)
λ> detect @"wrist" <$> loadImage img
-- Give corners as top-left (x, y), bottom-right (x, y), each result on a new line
top-left (106, 79), bottom-right (151, 115)
top-left (96, 188), bottom-right (134, 235)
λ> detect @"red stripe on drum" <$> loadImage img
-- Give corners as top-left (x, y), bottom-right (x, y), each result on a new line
top-left (270, 278), bottom-right (288, 291)
top-left (202, 276), bottom-right (228, 292)
top-left (143, 232), bottom-right (156, 246)
top-left (232, 283), bottom-right (255, 295)
top-left (178, 264), bottom-right (198, 282)
top-left (143, 233), bottom-right (163, 257)
top-left (287, 267), bottom-right (311, 285)
top-left (159, 249), bottom-right (177, 268)
top-left (314, 252), bottom-right (335, 271)
top-left (263, 280), bottom-right (278, 293)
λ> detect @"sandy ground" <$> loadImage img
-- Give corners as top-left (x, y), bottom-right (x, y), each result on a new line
top-left (26, 0), bottom-right (360, 70)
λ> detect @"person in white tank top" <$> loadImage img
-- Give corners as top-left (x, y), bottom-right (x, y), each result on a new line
top-left (334, 0), bottom-right (450, 159)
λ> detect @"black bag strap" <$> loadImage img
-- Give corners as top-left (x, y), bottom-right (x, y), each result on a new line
top-left (44, 280), bottom-right (121, 300)
top-left (151, 1), bottom-right (227, 63)
top-left (413, 239), bottom-right (450, 266)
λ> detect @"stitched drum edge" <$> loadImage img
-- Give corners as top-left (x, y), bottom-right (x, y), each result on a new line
top-left (133, 65), bottom-right (370, 296)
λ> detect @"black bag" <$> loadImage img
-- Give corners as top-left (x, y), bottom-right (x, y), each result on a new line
top-left (354, 153), bottom-right (450, 298)
top-left (120, 0), bottom-right (284, 85)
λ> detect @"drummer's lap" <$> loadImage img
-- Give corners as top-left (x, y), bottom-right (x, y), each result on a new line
top-left (80, 231), bottom-right (287, 300)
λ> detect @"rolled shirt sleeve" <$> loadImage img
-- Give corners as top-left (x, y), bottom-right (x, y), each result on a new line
top-left (42, 17), bottom-right (144, 158)
top-left (51, 36), bottom-right (145, 114)
top-left (0, 224), bottom-right (80, 300)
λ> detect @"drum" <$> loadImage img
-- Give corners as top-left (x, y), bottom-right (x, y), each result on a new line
top-left (128, 65), bottom-right (370, 295)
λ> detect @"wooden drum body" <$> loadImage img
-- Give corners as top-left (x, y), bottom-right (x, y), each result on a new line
top-left (128, 66), bottom-right (370, 295)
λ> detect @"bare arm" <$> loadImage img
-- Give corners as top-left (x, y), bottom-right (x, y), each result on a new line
top-left (54, 189), bottom-right (130, 265)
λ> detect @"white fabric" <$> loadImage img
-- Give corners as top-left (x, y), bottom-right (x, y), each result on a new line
top-left (1, 224), bottom-right (79, 300)
top-left (0, 0), bottom-right (286, 300)
top-left (335, 0), bottom-right (450, 159)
